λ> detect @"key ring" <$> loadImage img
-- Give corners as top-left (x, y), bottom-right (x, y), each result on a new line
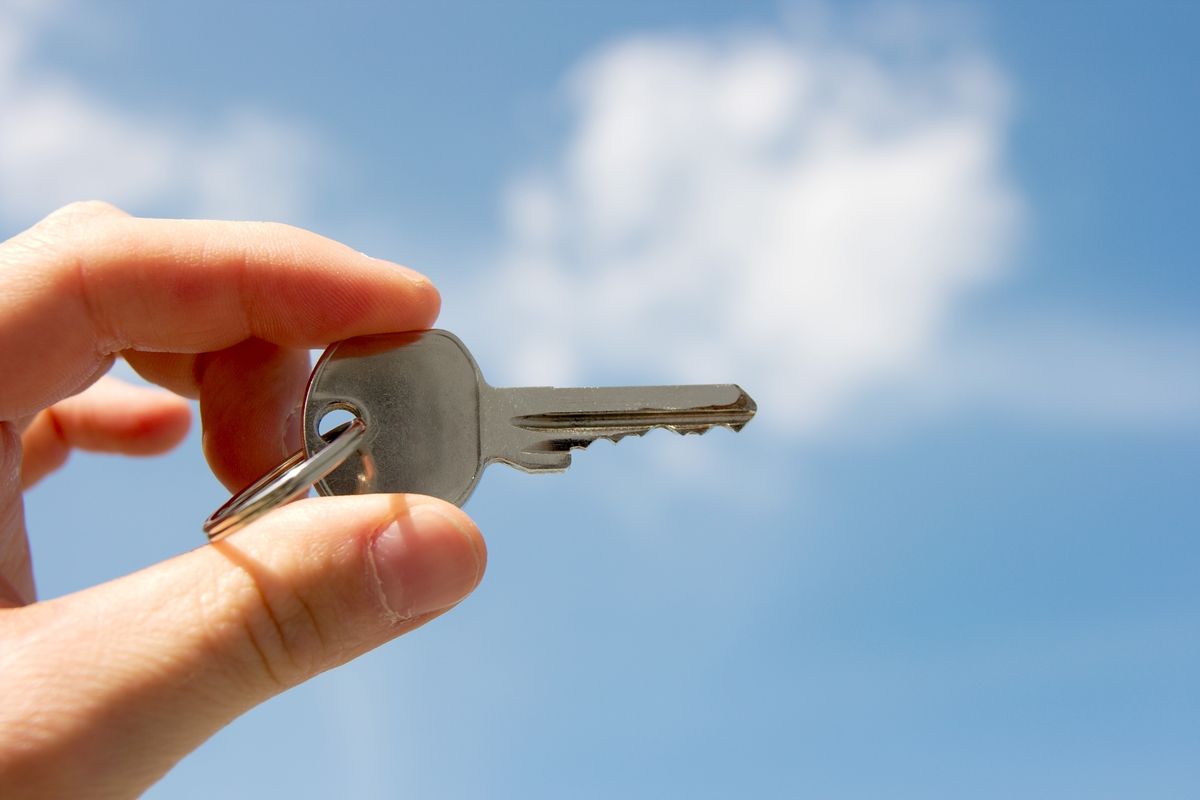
top-left (203, 418), bottom-right (367, 542)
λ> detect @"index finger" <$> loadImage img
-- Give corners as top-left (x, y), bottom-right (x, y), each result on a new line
top-left (0, 202), bottom-right (439, 418)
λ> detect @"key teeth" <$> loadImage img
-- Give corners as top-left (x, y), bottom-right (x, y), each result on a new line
top-left (525, 420), bottom-right (745, 458)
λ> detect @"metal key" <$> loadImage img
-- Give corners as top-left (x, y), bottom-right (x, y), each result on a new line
top-left (301, 329), bottom-right (756, 504)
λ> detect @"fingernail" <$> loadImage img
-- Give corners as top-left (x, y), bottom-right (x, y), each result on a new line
top-left (369, 505), bottom-right (482, 621)
top-left (282, 404), bottom-right (303, 456)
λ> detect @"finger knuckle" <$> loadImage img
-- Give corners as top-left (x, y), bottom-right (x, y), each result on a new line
top-left (47, 200), bottom-right (128, 222)
top-left (1, 201), bottom-right (128, 265)
top-left (209, 565), bottom-right (331, 693)
top-left (235, 219), bottom-right (299, 246)
top-left (244, 220), bottom-right (328, 259)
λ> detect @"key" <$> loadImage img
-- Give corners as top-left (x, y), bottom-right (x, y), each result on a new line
top-left (302, 330), bottom-right (756, 504)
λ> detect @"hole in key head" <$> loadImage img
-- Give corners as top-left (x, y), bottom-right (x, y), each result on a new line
top-left (316, 404), bottom-right (362, 442)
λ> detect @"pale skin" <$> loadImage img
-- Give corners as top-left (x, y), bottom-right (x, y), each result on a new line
top-left (0, 202), bottom-right (488, 798)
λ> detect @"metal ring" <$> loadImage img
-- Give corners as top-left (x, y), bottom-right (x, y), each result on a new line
top-left (203, 418), bottom-right (367, 542)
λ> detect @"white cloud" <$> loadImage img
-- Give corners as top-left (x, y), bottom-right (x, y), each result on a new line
top-left (0, 0), bottom-right (320, 227)
top-left (479, 15), bottom-right (1200, 438)
top-left (484, 22), bottom-right (1020, 435)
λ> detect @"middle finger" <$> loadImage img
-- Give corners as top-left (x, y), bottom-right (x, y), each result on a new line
top-left (195, 339), bottom-right (313, 490)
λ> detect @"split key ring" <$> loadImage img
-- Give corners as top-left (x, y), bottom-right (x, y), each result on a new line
top-left (203, 418), bottom-right (367, 542)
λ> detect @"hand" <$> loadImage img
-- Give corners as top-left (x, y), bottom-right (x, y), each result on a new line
top-left (0, 202), bottom-right (487, 798)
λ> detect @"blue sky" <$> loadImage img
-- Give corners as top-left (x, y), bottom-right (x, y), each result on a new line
top-left (2, 1), bottom-right (1198, 797)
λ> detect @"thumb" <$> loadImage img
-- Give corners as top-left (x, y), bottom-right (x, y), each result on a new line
top-left (0, 495), bottom-right (484, 798)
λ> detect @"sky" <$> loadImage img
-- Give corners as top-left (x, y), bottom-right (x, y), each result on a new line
top-left (2, 0), bottom-right (1199, 797)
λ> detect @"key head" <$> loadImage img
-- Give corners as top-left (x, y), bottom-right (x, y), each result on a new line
top-left (303, 330), bottom-right (486, 504)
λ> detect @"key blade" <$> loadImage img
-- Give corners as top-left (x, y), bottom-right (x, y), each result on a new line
top-left (483, 384), bottom-right (756, 472)
top-left (510, 385), bottom-right (755, 434)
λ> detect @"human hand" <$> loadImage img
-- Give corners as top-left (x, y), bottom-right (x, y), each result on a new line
top-left (0, 202), bottom-right (487, 798)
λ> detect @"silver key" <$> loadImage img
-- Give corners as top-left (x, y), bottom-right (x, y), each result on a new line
top-left (302, 330), bottom-right (756, 504)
